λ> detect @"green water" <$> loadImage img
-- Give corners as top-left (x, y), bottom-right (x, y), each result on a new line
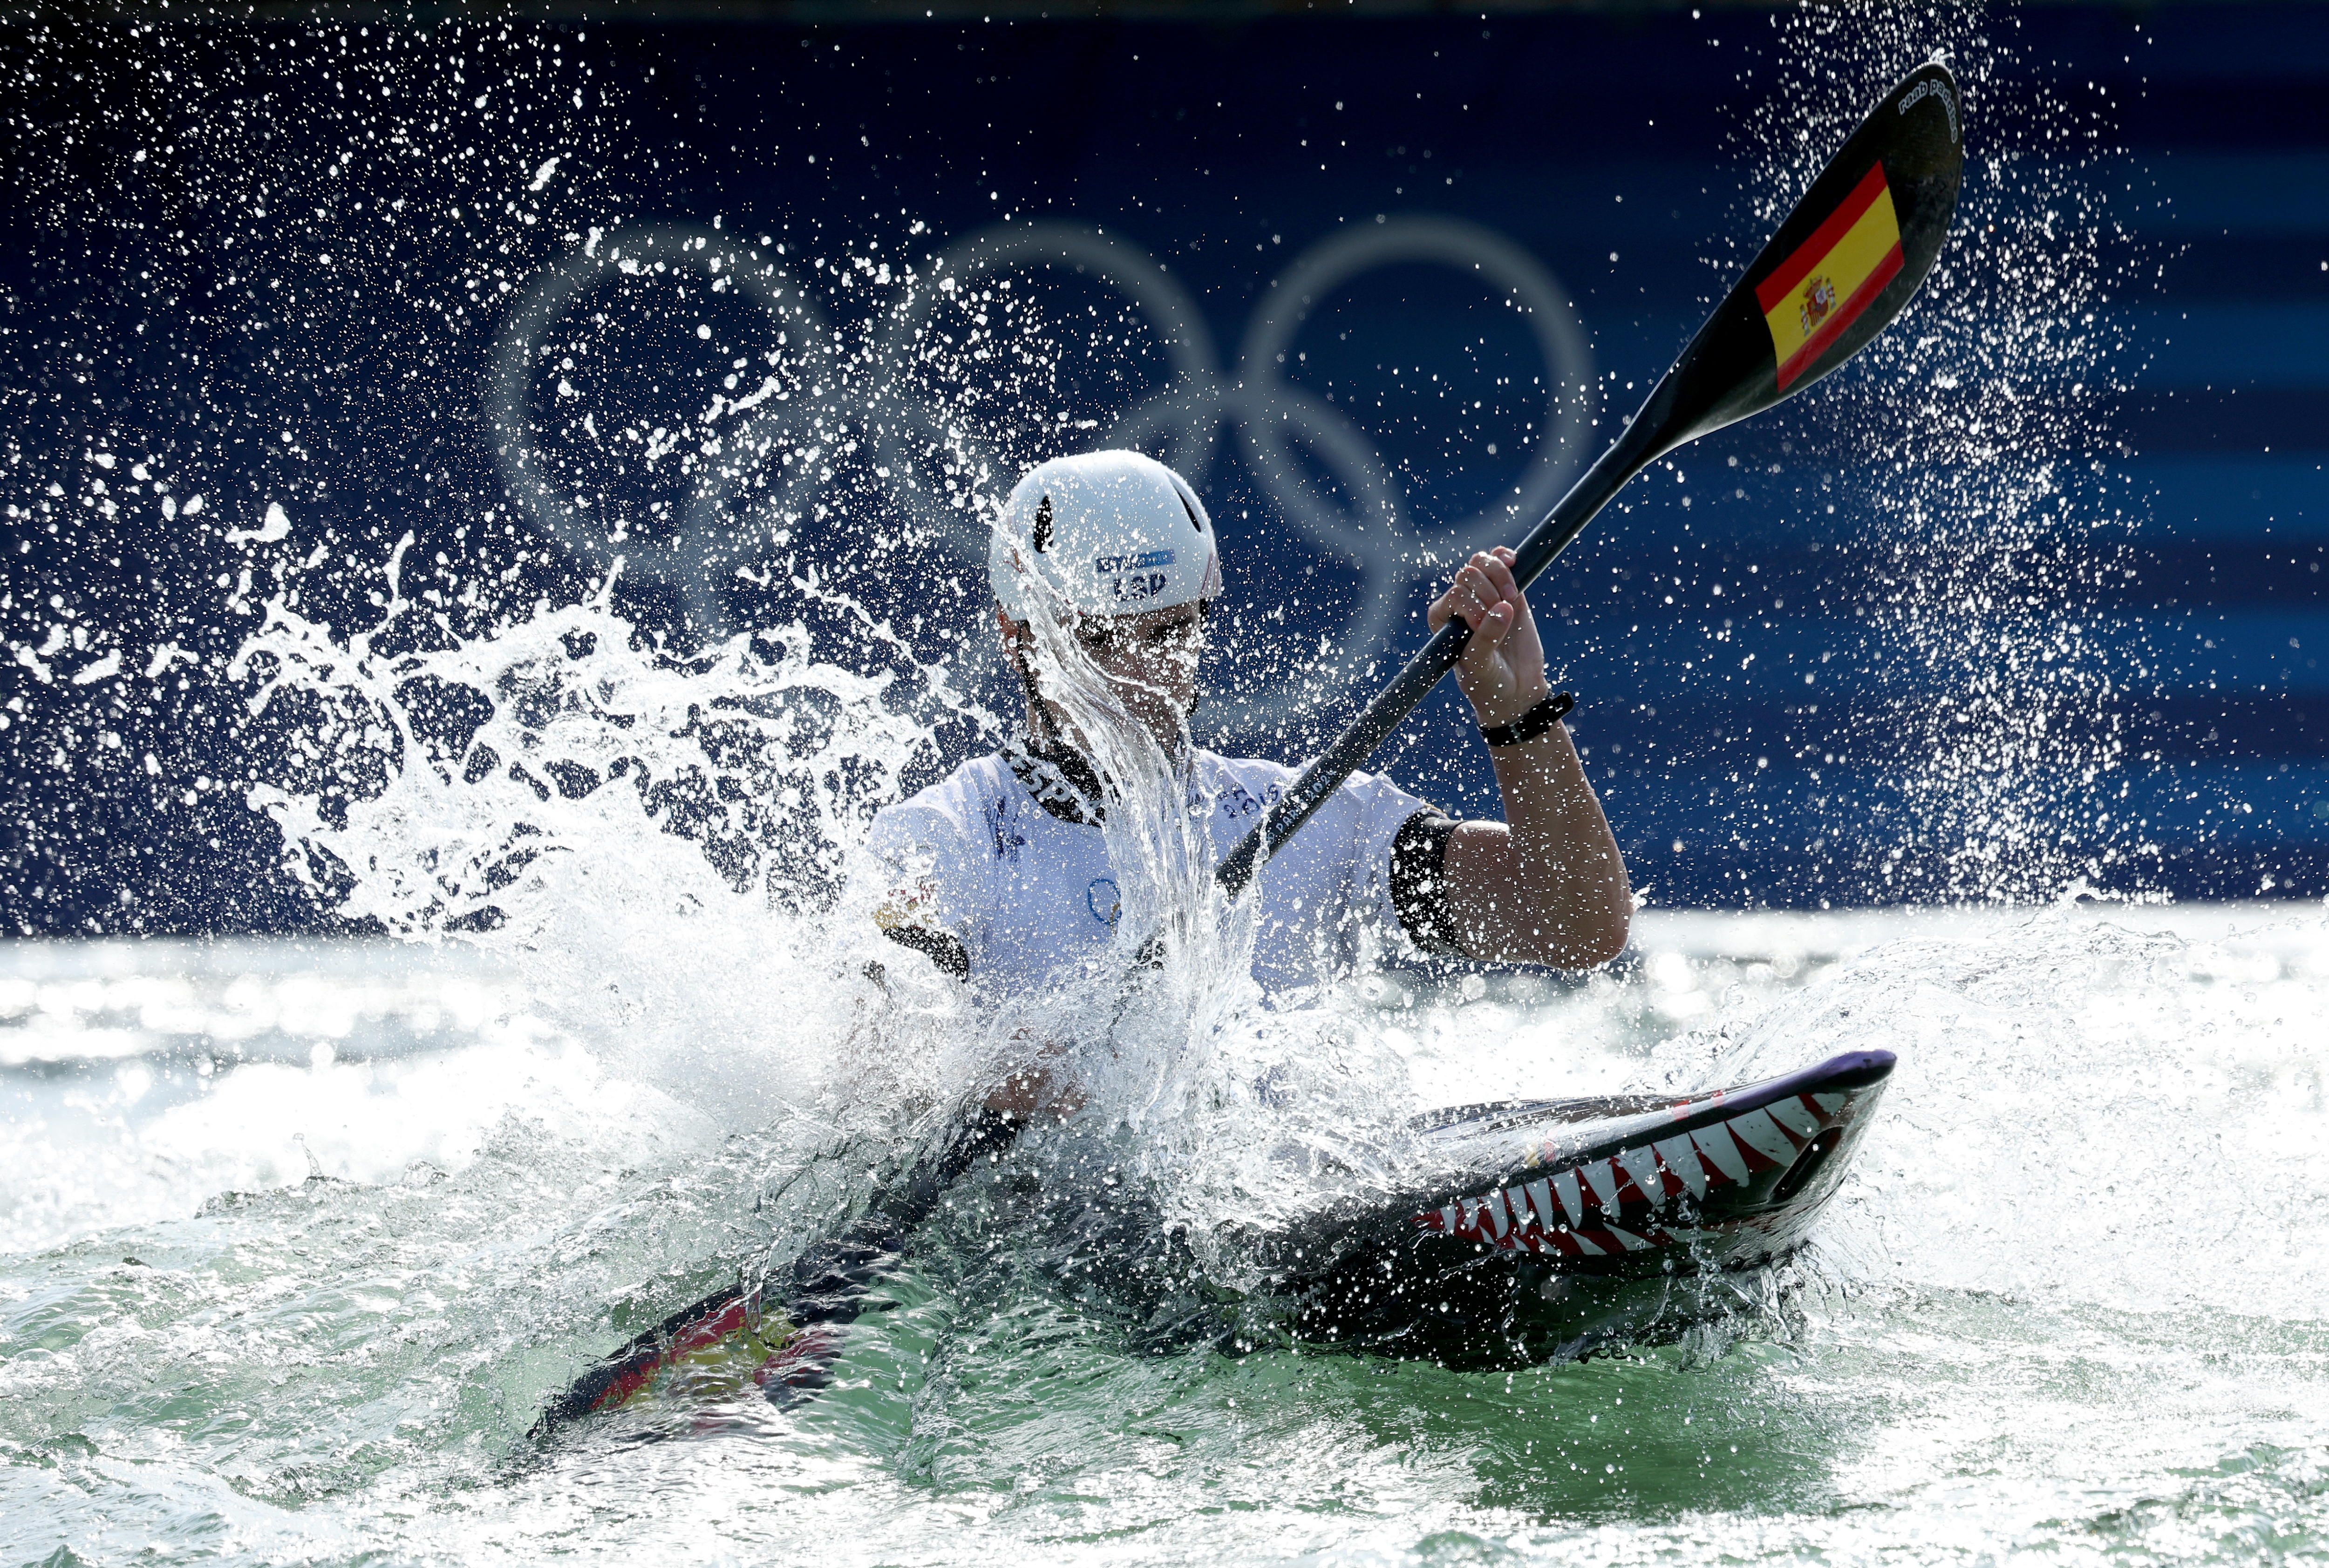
top-left (4, 906), bottom-right (2325, 1565)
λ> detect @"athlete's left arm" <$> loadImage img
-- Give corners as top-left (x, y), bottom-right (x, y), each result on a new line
top-left (1428, 548), bottom-right (1633, 968)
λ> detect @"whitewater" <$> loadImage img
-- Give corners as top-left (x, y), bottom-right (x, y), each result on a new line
top-left (7, 549), bottom-right (2319, 1568)
top-left (3, 899), bottom-right (2324, 1565)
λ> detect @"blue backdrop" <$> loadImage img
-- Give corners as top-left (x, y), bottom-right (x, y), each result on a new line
top-left (2, 4), bottom-right (2324, 933)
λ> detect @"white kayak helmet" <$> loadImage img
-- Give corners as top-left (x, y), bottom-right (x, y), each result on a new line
top-left (989, 449), bottom-right (1221, 621)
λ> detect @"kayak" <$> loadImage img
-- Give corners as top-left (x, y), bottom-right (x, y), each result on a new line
top-left (1263, 1048), bottom-right (1896, 1367)
top-left (532, 1050), bottom-right (1894, 1432)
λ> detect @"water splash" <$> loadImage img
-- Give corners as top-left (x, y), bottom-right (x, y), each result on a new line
top-left (1725, 7), bottom-right (2158, 902)
top-left (229, 540), bottom-right (1001, 1140)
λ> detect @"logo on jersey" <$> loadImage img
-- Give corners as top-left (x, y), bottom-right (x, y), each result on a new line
top-left (982, 795), bottom-right (1027, 863)
top-left (1086, 877), bottom-right (1120, 929)
top-left (1216, 778), bottom-right (1286, 821)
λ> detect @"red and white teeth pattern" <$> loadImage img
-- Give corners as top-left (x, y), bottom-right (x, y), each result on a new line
top-left (1416, 1091), bottom-right (1853, 1258)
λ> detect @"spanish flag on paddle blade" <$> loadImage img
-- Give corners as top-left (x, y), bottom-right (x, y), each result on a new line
top-left (1755, 162), bottom-right (1905, 390)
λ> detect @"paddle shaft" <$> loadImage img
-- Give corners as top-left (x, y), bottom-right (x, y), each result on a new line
top-left (1214, 407), bottom-right (1663, 898)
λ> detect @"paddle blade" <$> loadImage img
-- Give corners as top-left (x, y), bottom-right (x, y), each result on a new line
top-left (1645, 61), bottom-right (1965, 454)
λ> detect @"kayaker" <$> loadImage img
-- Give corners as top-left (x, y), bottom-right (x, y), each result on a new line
top-left (868, 448), bottom-right (1630, 1002)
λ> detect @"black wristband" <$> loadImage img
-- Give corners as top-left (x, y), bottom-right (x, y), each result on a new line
top-left (1478, 690), bottom-right (1575, 748)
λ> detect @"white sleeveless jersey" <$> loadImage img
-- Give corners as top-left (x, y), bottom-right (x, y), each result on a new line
top-left (867, 746), bottom-right (1447, 997)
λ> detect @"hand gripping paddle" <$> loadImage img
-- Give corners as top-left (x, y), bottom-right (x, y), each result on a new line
top-left (1215, 62), bottom-right (1966, 897)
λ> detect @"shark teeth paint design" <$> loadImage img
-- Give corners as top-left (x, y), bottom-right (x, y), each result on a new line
top-left (1727, 1106), bottom-right (1800, 1168)
top-left (1525, 1178), bottom-right (1557, 1234)
top-left (1514, 1193), bottom-right (1536, 1235)
top-left (1410, 1064), bottom-right (1887, 1265)
top-left (1654, 1134), bottom-right (1708, 1199)
top-left (1580, 1158), bottom-right (1625, 1215)
top-left (1691, 1122), bottom-right (1751, 1184)
top-left (1520, 1224), bottom-right (1689, 1258)
top-left (1616, 1144), bottom-right (1668, 1208)
top-left (1766, 1094), bottom-right (1821, 1141)
top-left (1553, 1169), bottom-right (1586, 1228)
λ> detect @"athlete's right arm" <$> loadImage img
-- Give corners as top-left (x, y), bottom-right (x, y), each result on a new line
top-left (1428, 548), bottom-right (1632, 969)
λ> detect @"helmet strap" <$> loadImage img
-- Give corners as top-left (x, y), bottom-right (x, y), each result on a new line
top-left (1001, 614), bottom-right (1062, 752)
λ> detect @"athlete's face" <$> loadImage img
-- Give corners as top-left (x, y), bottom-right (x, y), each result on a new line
top-left (999, 602), bottom-right (1206, 748)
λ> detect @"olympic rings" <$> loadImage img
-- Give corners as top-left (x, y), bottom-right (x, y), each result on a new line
top-left (492, 216), bottom-right (1594, 726)
top-left (1234, 216), bottom-right (1596, 563)
top-left (490, 224), bottom-right (834, 626)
